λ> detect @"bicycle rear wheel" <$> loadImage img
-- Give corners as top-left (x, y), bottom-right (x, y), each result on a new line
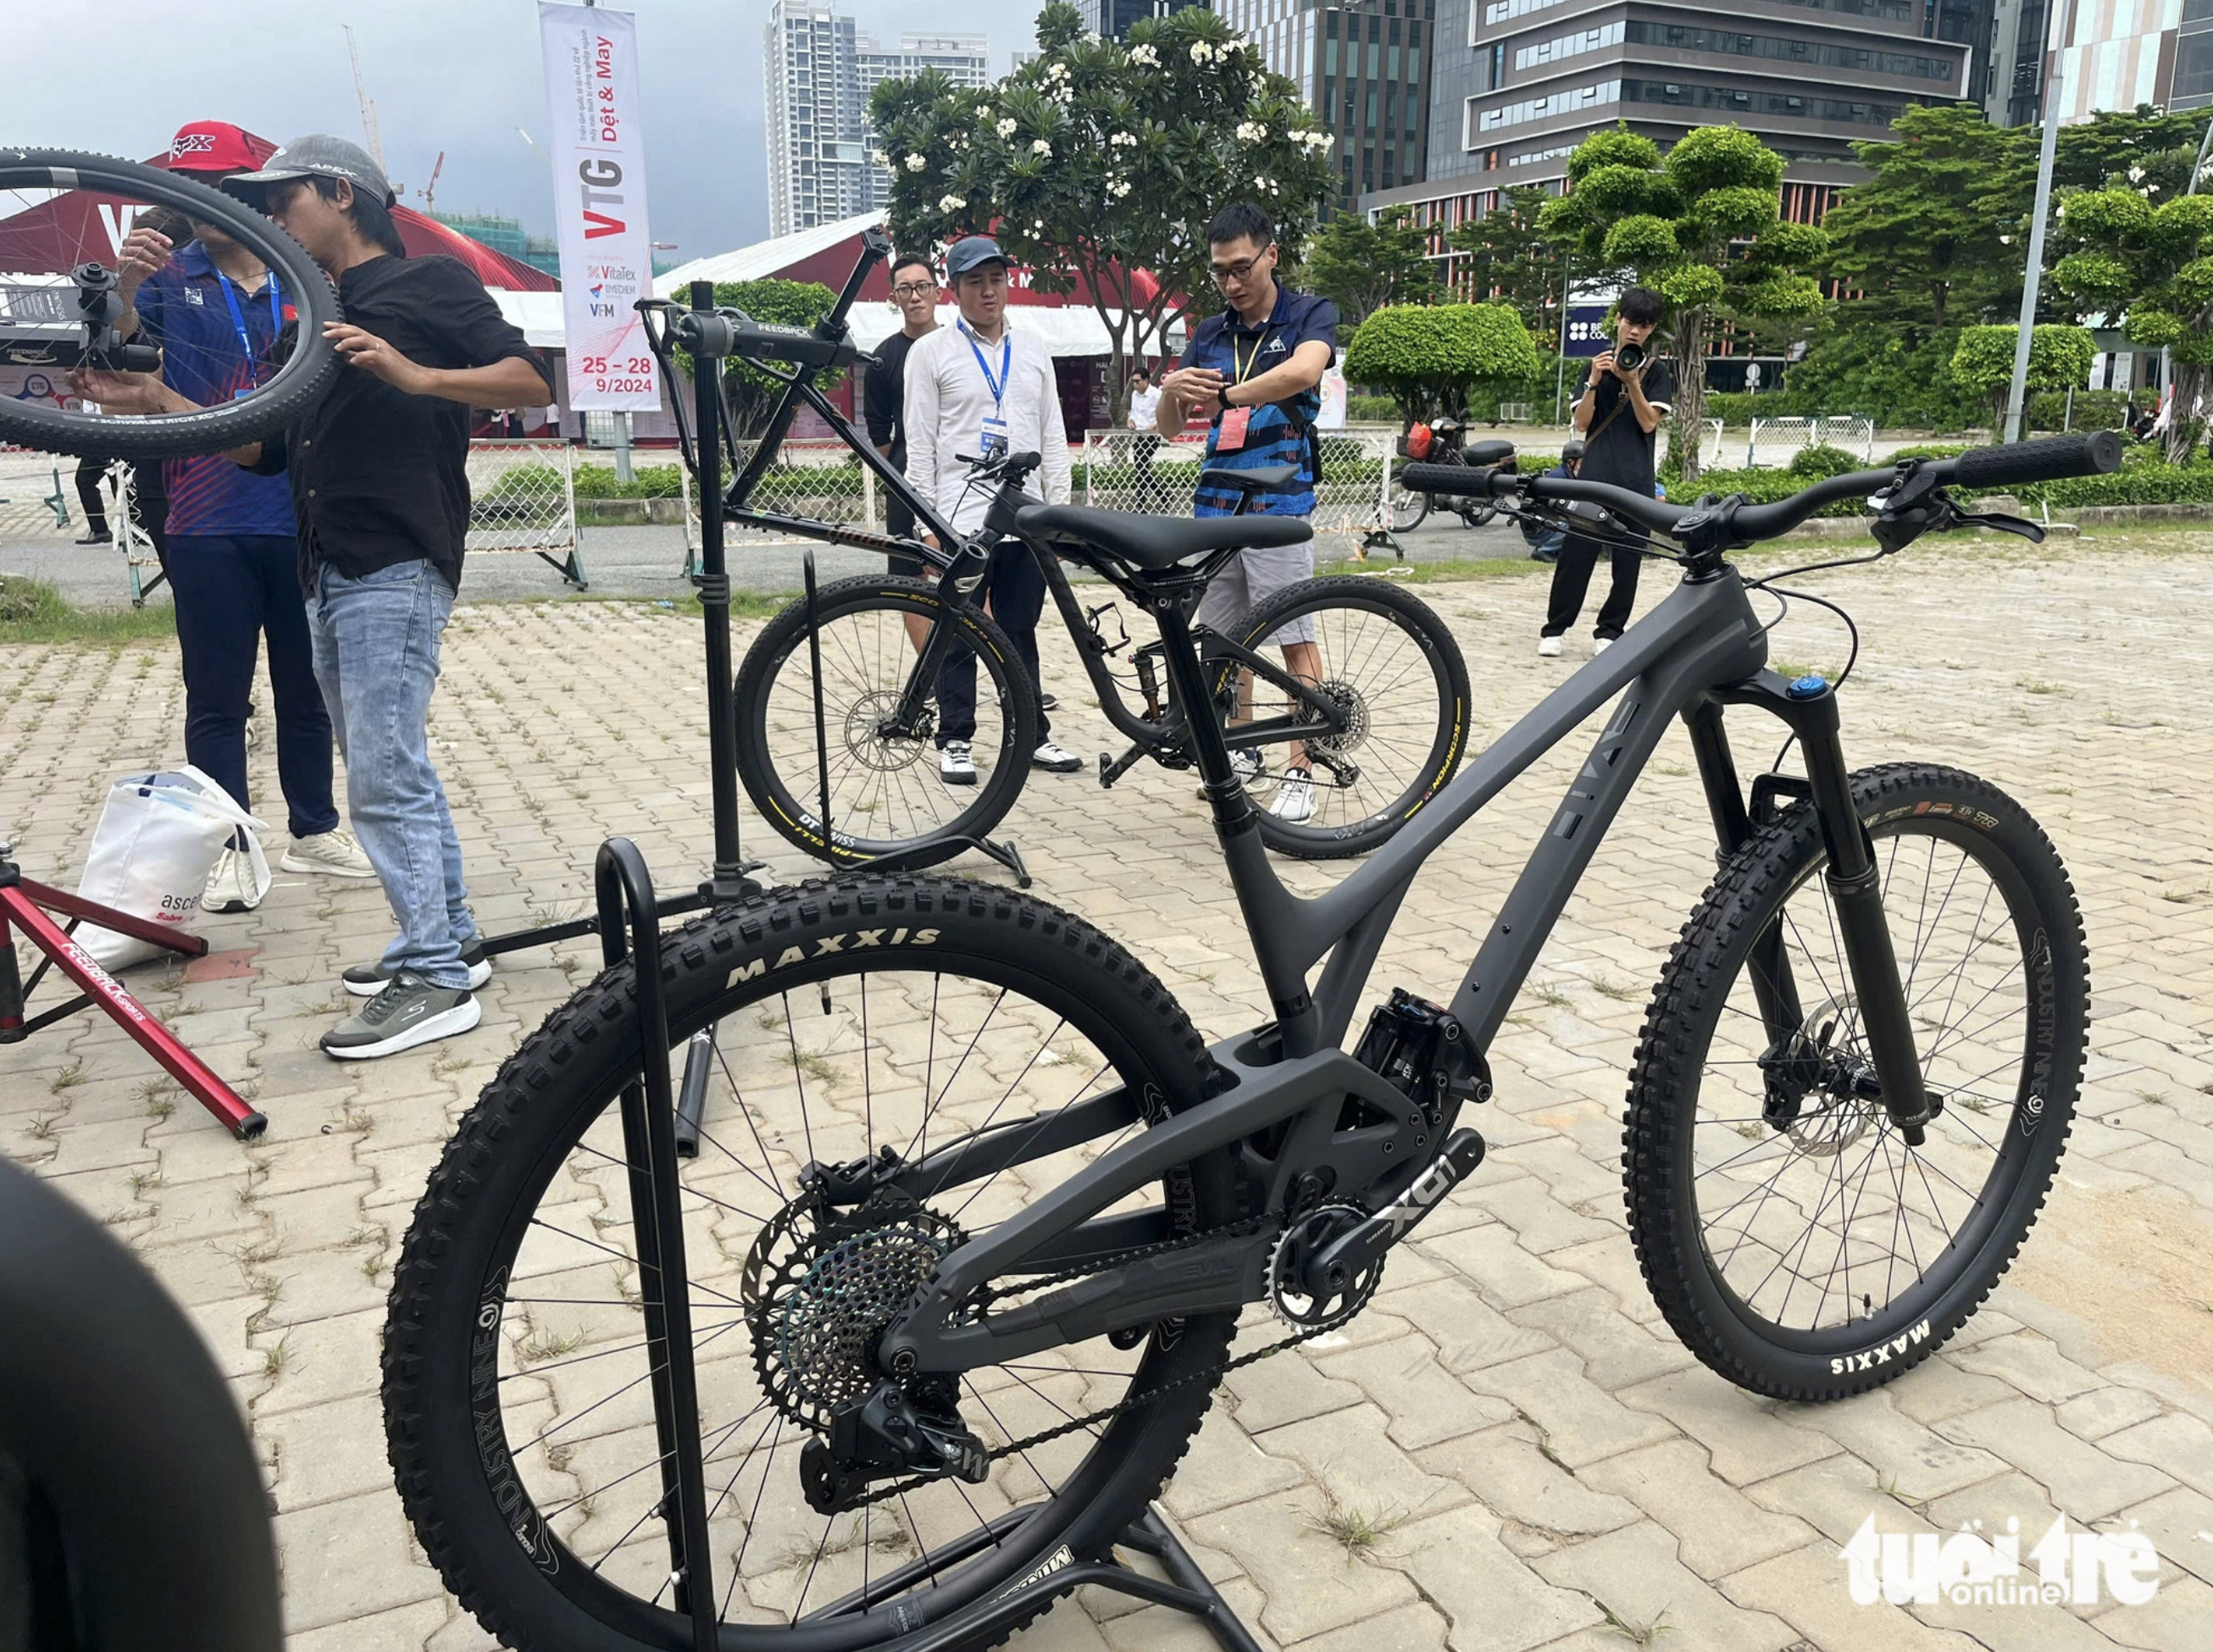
top-left (1624, 764), bottom-right (2088, 1399)
top-left (733, 576), bottom-right (1040, 870)
top-left (1211, 575), bottom-right (1472, 859)
top-left (0, 150), bottom-right (338, 459)
top-left (382, 876), bottom-right (1240, 1652)
top-left (1384, 482), bottom-right (1429, 533)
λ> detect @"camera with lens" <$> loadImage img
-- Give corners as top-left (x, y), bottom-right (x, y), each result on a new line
top-left (1613, 339), bottom-right (1646, 374)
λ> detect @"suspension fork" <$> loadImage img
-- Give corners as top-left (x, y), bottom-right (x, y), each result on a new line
top-left (1682, 701), bottom-right (1810, 1078)
top-left (1796, 701), bottom-right (1937, 1144)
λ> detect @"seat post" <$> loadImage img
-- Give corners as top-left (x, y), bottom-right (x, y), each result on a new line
top-left (1151, 597), bottom-right (1259, 836)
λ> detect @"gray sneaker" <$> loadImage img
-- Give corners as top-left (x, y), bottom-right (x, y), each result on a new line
top-left (321, 971), bottom-right (480, 1061)
top-left (343, 939), bottom-right (491, 997)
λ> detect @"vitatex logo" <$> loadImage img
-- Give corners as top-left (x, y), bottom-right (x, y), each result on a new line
top-left (1842, 1513), bottom-right (2162, 1608)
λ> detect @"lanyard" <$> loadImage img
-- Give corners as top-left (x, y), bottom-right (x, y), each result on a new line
top-left (212, 267), bottom-right (281, 388)
top-left (959, 319), bottom-right (1012, 413)
top-left (1231, 325), bottom-right (1273, 385)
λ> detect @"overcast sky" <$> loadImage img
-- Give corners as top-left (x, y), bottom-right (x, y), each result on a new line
top-left (17, 1), bottom-right (1046, 258)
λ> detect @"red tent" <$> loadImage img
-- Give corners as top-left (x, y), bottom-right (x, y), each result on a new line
top-left (0, 127), bottom-right (556, 292)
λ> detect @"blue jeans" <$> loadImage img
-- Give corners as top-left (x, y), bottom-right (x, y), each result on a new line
top-left (167, 535), bottom-right (339, 840)
top-left (307, 559), bottom-right (476, 990)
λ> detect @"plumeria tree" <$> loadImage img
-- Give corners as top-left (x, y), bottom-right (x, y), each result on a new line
top-left (870, 3), bottom-right (1335, 421)
top-left (1539, 124), bottom-right (1828, 484)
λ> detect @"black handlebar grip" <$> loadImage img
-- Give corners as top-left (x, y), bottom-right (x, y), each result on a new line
top-left (1949, 430), bottom-right (2123, 491)
top-left (1399, 461), bottom-right (1504, 497)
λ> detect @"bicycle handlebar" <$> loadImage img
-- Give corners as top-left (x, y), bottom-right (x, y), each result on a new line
top-left (1397, 430), bottom-right (2125, 548)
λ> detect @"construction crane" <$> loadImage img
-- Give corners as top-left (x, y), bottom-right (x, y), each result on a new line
top-left (342, 25), bottom-right (385, 169)
top-left (419, 151), bottom-right (446, 214)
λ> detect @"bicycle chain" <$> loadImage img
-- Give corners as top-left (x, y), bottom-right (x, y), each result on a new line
top-left (843, 1214), bottom-right (1341, 1511)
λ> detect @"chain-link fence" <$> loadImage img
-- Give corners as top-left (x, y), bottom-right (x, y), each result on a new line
top-left (1744, 416), bottom-right (1874, 468)
top-left (0, 446), bottom-right (76, 542)
top-left (684, 437), bottom-right (885, 567)
top-left (466, 440), bottom-right (586, 587)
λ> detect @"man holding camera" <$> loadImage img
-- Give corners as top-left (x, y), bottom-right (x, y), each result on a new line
top-left (1542, 285), bottom-right (1672, 657)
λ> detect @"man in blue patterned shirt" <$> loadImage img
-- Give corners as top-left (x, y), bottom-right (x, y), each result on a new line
top-left (1156, 202), bottom-right (1338, 823)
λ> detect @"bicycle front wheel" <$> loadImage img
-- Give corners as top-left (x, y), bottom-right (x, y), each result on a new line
top-left (1385, 482), bottom-right (1430, 533)
top-left (383, 876), bottom-right (1240, 1652)
top-left (0, 150), bottom-right (339, 459)
top-left (1624, 764), bottom-right (2088, 1400)
top-left (734, 576), bottom-right (1040, 871)
top-left (1212, 575), bottom-right (1472, 858)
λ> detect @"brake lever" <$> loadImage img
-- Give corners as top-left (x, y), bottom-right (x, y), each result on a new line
top-left (1948, 507), bottom-right (2045, 544)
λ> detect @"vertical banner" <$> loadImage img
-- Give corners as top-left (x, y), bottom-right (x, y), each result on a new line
top-left (539, 2), bottom-right (659, 412)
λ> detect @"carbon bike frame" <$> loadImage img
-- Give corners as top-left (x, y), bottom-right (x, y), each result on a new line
top-left (876, 554), bottom-right (1910, 1378)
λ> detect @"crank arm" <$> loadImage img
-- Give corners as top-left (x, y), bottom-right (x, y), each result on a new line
top-left (1303, 1128), bottom-right (1484, 1294)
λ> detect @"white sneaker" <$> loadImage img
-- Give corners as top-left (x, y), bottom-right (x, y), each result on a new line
top-left (1537, 635), bottom-right (1564, 658)
top-left (940, 740), bottom-right (978, 785)
top-left (1031, 740), bottom-right (1083, 773)
top-left (202, 846), bottom-right (263, 913)
top-left (1272, 767), bottom-right (1316, 824)
top-left (282, 827), bottom-right (378, 879)
top-left (1594, 636), bottom-right (1615, 654)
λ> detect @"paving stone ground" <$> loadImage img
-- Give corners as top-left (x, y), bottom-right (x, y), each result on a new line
top-left (3, 529), bottom-right (2210, 1650)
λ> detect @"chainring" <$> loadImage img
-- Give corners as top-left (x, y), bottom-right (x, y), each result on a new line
top-left (1267, 1201), bottom-right (1384, 1332)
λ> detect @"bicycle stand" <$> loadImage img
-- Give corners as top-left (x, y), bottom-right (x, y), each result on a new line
top-left (0, 850), bottom-right (265, 1140)
top-left (591, 832), bottom-right (1249, 1648)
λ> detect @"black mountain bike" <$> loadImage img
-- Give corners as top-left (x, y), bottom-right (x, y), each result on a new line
top-left (0, 149), bottom-right (339, 458)
top-left (382, 428), bottom-right (2113, 1652)
top-left (633, 230), bottom-right (1471, 869)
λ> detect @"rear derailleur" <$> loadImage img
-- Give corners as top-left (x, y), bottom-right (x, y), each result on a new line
top-left (799, 1378), bottom-right (990, 1515)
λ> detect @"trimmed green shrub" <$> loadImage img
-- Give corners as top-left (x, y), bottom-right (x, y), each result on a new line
top-left (1789, 443), bottom-right (1861, 479)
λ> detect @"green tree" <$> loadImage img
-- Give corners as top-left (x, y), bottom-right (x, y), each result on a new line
top-left (1446, 185), bottom-right (1567, 340)
top-left (1540, 125), bottom-right (1828, 483)
top-left (1341, 302), bottom-right (1544, 424)
top-left (2050, 186), bottom-right (2213, 462)
top-left (1302, 206), bottom-right (1437, 326)
top-left (685, 278), bottom-right (838, 440)
top-left (1949, 324), bottom-right (2096, 436)
top-left (1822, 104), bottom-right (2033, 334)
top-left (872, 3), bottom-right (1336, 422)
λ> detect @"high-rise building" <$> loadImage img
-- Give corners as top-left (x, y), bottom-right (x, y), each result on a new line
top-left (1361, 0), bottom-right (1972, 244)
top-left (431, 212), bottom-right (562, 278)
top-left (763, 3), bottom-right (990, 236)
top-left (1081, 0), bottom-right (1209, 40)
top-left (2049, 0), bottom-right (2201, 119)
top-left (1217, 0), bottom-right (1435, 208)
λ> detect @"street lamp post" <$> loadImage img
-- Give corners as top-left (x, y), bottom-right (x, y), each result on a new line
top-left (2003, 0), bottom-right (2071, 444)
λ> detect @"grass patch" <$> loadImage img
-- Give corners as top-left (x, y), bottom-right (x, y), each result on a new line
top-left (0, 576), bottom-right (176, 646)
top-left (1302, 1493), bottom-right (1408, 1561)
top-left (1317, 553), bottom-right (1539, 584)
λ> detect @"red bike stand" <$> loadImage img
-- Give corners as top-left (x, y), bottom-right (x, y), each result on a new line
top-left (0, 852), bottom-right (266, 1140)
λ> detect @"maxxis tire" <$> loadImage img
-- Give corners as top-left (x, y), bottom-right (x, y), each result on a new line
top-left (0, 149), bottom-right (339, 459)
top-left (382, 876), bottom-right (1239, 1652)
top-left (1622, 763), bottom-right (2088, 1401)
top-left (732, 575), bottom-right (1040, 871)
top-left (1220, 575), bottom-right (1472, 860)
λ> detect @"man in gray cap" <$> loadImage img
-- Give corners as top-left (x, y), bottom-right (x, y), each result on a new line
top-left (103, 135), bottom-right (555, 1059)
top-left (901, 235), bottom-right (1080, 784)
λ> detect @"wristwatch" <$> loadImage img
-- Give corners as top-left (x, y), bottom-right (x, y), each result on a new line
top-left (1217, 384), bottom-right (1234, 413)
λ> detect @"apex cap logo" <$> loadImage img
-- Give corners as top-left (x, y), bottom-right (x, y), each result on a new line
top-left (1842, 1513), bottom-right (2160, 1608)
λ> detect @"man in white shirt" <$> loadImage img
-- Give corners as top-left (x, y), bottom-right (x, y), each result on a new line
top-left (1126, 367), bottom-right (1166, 511)
top-left (903, 235), bottom-right (1081, 783)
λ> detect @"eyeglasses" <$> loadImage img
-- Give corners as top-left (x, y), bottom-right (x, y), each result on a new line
top-left (1208, 252), bottom-right (1270, 285)
top-left (891, 281), bottom-right (937, 298)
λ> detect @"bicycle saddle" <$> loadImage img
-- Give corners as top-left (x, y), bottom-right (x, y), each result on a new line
top-left (1018, 502), bottom-right (1312, 570)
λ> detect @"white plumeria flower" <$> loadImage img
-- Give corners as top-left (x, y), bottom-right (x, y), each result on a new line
top-left (904, 153), bottom-right (927, 172)
top-left (996, 117), bottom-right (1018, 137)
top-left (1032, 139), bottom-right (1052, 157)
top-left (977, 103), bottom-right (993, 117)
top-left (1190, 41), bottom-right (1213, 63)
top-left (1046, 61), bottom-right (1069, 80)
top-left (2127, 164), bottom-right (2146, 181)
top-left (939, 193), bottom-right (966, 212)
top-left (1999, 233), bottom-right (2012, 244)
top-left (1236, 121), bottom-right (1267, 142)
top-left (1111, 131), bottom-right (1136, 148)
top-left (1128, 43), bottom-right (1157, 66)
top-left (1110, 179), bottom-right (1133, 198)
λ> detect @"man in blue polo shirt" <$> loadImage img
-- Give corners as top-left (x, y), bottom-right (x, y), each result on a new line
top-left (115, 121), bottom-right (373, 912)
top-left (1157, 202), bottom-right (1337, 823)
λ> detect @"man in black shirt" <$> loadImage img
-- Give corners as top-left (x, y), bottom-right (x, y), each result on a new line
top-left (1542, 286), bottom-right (1672, 658)
top-left (862, 251), bottom-right (940, 579)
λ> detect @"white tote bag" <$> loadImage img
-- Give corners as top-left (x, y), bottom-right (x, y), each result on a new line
top-left (74, 767), bottom-right (269, 968)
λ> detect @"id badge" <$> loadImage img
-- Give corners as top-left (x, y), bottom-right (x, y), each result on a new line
top-left (1216, 406), bottom-right (1252, 452)
top-left (980, 415), bottom-right (1009, 457)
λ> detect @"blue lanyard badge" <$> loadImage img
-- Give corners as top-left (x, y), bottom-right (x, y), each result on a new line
top-left (213, 268), bottom-right (281, 399)
top-left (961, 320), bottom-right (1012, 455)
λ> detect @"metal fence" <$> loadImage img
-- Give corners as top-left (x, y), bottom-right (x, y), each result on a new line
top-left (0, 446), bottom-right (75, 543)
top-left (1744, 416), bottom-right (1874, 468)
top-left (466, 440), bottom-right (586, 587)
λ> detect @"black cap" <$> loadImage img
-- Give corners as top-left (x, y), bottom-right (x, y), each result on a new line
top-left (945, 236), bottom-right (1010, 281)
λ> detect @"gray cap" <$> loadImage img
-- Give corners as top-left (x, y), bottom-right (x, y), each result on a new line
top-left (224, 134), bottom-right (395, 209)
top-left (944, 236), bottom-right (1009, 281)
